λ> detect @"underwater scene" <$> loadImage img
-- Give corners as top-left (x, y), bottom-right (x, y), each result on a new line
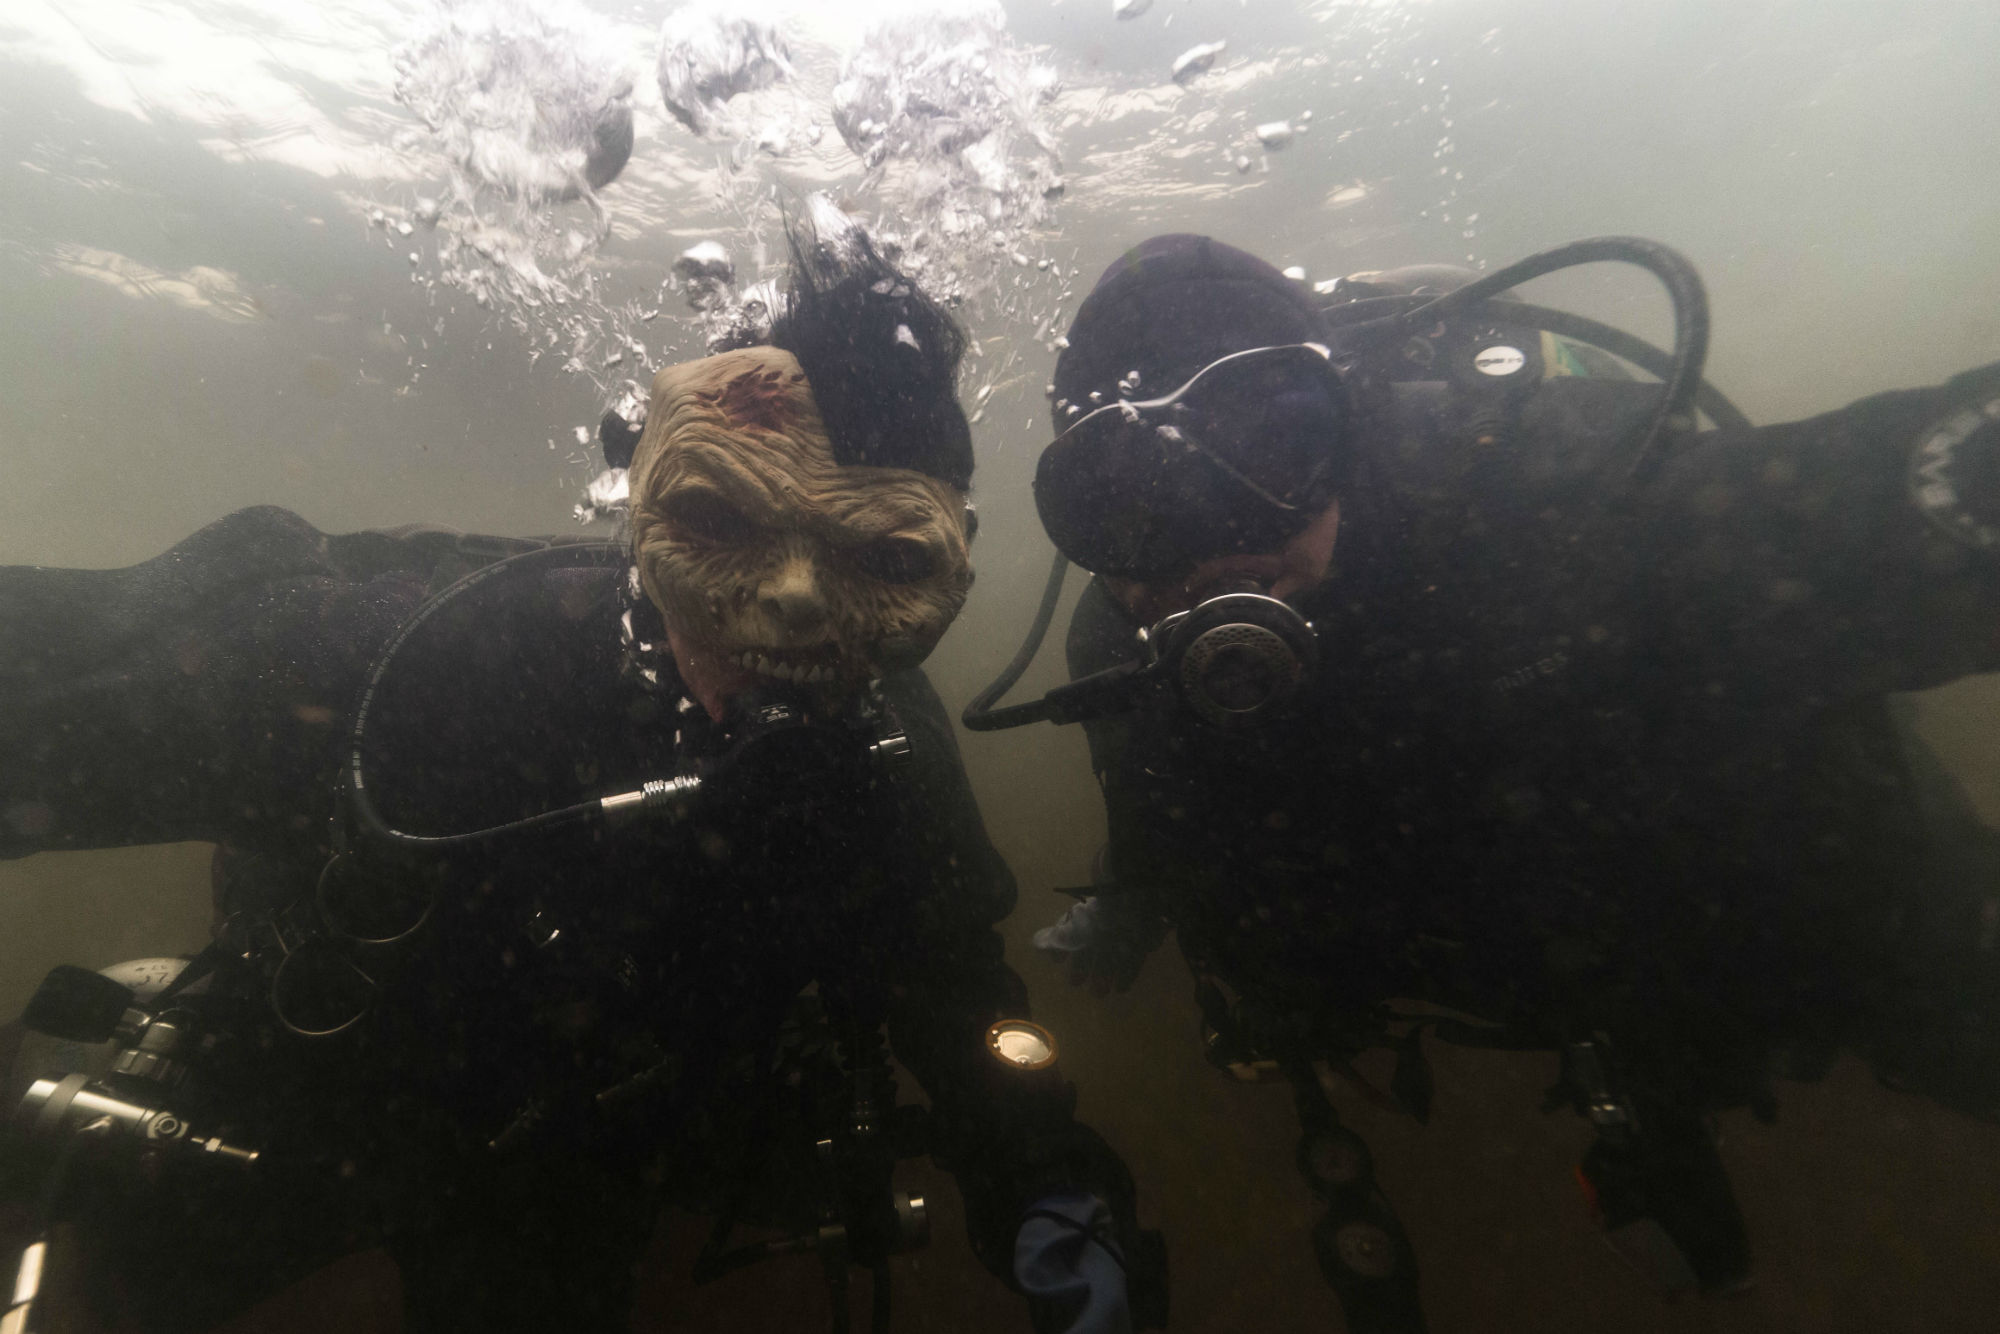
top-left (2, 1), bottom-right (1998, 1330)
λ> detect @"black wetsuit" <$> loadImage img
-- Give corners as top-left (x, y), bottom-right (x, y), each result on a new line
top-left (1067, 362), bottom-right (2000, 1291)
top-left (1, 508), bottom-right (1132, 1332)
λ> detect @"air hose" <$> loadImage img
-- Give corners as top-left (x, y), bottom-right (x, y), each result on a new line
top-left (1333, 235), bottom-right (1720, 480)
top-left (1323, 295), bottom-right (1750, 435)
top-left (344, 541), bottom-right (698, 849)
top-left (961, 548), bottom-right (1071, 731)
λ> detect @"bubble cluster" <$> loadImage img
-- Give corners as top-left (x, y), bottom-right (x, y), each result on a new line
top-left (392, 0), bottom-right (636, 215)
top-left (656, 3), bottom-right (795, 138)
top-left (387, 0), bottom-right (647, 407)
top-left (830, 2), bottom-right (1065, 296)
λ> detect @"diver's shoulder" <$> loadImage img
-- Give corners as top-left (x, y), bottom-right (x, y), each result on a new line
top-left (325, 521), bottom-right (622, 590)
top-left (1368, 377), bottom-right (1664, 493)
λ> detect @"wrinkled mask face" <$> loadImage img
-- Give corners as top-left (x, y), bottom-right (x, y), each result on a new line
top-left (628, 347), bottom-right (973, 695)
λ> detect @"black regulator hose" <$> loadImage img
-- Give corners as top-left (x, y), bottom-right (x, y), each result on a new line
top-left (1338, 235), bottom-right (1715, 481)
top-left (961, 548), bottom-right (1070, 731)
top-left (345, 540), bottom-right (687, 849)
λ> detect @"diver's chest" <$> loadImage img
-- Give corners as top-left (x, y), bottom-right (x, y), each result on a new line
top-left (1122, 693), bottom-right (1688, 950)
top-left (1358, 490), bottom-right (1654, 721)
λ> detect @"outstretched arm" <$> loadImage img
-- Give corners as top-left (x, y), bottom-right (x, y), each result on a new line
top-left (1643, 361), bottom-right (2000, 712)
top-left (0, 507), bottom-right (543, 860)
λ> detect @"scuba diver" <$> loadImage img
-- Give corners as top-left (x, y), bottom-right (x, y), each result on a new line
top-left (964, 231), bottom-right (2000, 1331)
top-left (0, 231), bottom-right (1163, 1334)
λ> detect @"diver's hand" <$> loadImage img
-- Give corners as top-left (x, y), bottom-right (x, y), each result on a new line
top-left (1015, 1192), bottom-right (1132, 1334)
top-left (1032, 896), bottom-right (1167, 995)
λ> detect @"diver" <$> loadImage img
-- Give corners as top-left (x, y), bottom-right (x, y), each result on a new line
top-left (964, 231), bottom-right (2000, 1330)
top-left (0, 230), bottom-right (1162, 1334)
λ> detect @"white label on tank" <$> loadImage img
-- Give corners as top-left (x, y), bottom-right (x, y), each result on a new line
top-left (1474, 345), bottom-right (1527, 376)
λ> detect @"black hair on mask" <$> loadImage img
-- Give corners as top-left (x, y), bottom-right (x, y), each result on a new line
top-left (770, 225), bottom-right (975, 491)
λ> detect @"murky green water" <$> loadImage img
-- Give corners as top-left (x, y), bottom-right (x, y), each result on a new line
top-left (3, 1), bottom-right (1998, 1329)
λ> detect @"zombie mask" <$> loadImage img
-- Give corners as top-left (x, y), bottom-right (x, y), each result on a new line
top-left (629, 345), bottom-right (973, 707)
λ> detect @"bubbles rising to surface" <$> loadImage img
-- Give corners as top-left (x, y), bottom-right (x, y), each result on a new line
top-left (1255, 120), bottom-right (1295, 150)
top-left (373, 0), bottom-right (1080, 520)
top-left (574, 465), bottom-right (630, 526)
top-left (392, 0), bottom-right (636, 206)
top-left (829, 1), bottom-right (1066, 299)
top-left (673, 242), bottom-right (736, 286)
top-left (1171, 41), bottom-right (1228, 85)
top-left (385, 0), bottom-right (656, 446)
top-left (656, 2), bottom-right (795, 137)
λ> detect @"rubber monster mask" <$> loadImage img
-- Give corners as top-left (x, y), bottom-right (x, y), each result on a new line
top-left (628, 345), bottom-right (974, 718)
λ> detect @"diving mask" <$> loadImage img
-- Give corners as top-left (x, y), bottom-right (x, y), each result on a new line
top-left (1034, 343), bottom-right (1350, 582)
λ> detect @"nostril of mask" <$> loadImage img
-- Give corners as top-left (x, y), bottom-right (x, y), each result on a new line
top-left (758, 566), bottom-right (829, 636)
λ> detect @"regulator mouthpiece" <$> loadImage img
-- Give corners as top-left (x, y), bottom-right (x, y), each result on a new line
top-left (1148, 592), bottom-right (1317, 728)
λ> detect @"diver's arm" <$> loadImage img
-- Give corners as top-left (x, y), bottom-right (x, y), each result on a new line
top-left (876, 669), bottom-right (1162, 1324)
top-left (876, 666), bottom-right (1113, 1226)
top-left (1642, 360), bottom-right (2000, 704)
top-left (0, 507), bottom-right (444, 858)
top-left (887, 920), bottom-right (1163, 1331)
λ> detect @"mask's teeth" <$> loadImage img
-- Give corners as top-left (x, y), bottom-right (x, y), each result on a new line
top-left (726, 651), bottom-right (844, 685)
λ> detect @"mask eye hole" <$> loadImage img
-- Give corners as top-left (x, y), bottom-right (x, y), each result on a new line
top-left (850, 537), bottom-right (939, 585)
top-left (664, 489), bottom-right (758, 547)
